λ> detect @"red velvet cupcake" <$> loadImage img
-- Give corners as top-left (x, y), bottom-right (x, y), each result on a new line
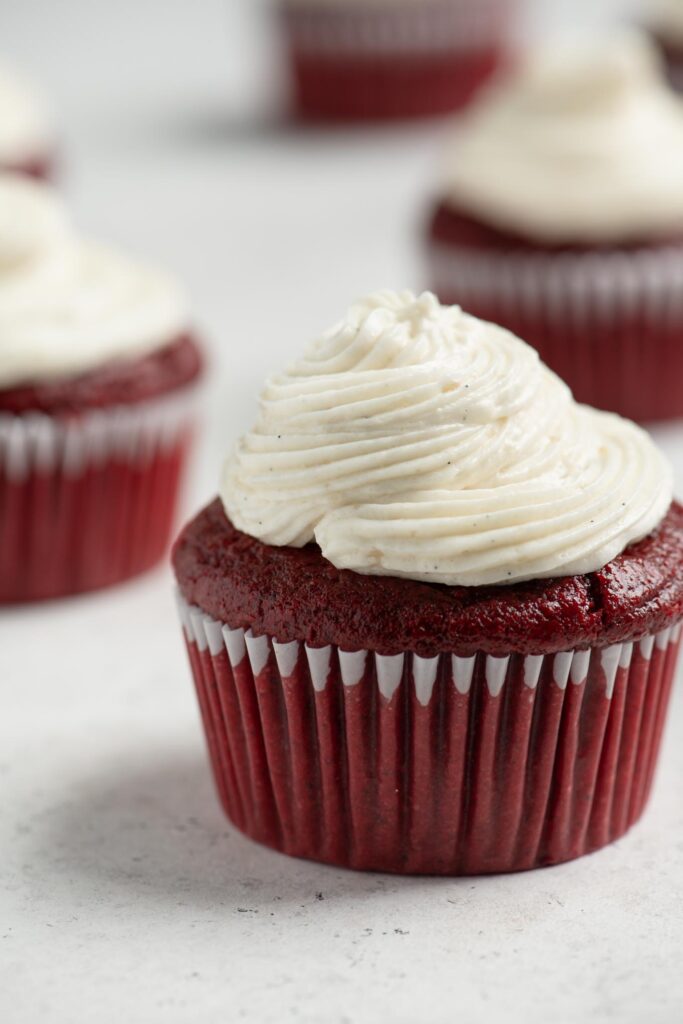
top-left (277, 0), bottom-right (519, 121)
top-left (0, 64), bottom-right (53, 179)
top-left (0, 175), bottom-right (203, 603)
top-left (648, 0), bottom-right (683, 89)
top-left (426, 34), bottom-right (683, 422)
top-left (173, 290), bottom-right (683, 875)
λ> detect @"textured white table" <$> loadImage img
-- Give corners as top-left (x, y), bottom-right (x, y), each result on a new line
top-left (2, 2), bottom-right (682, 1022)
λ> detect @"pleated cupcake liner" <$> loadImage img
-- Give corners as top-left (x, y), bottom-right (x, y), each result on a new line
top-left (280, 0), bottom-right (514, 120)
top-left (0, 389), bottom-right (198, 603)
top-left (177, 592), bottom-right (682, 875)
top-left (428, 240), bottom-right (683, 421)
top-left (281, 0), bottom-right (510, 56)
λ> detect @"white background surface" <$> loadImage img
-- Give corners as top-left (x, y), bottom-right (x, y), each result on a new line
top-left (1, 2), bottom-right (682, 1022)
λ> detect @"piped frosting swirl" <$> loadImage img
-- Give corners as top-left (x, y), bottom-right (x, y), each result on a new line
top-left (222, 290), bottom-right (672, 587)
top-left (442, 32), bottom-right (683, 242)
top-left (0, 175), bottom-right (187, 389)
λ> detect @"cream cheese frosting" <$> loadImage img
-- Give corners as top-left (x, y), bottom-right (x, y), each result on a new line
top-left (222, 290), bottom-right (672, 587)
top-left (0, 175), bottom-right (188, 389)
top-left (0, 65), bottom-right (51, 165)
top-left (441, 32), bottom-right (683, 243)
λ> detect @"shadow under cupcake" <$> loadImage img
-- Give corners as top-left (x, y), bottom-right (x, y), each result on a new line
top-left (173, 290), bottom-right (683, 876)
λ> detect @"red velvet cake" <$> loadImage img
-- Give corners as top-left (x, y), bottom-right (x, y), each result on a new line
top-left (175, 499), bottom-right (683, 659)
top-left (173, 291), bottom-right (683, 876)
top-left (652, 33), bottom-right (683, 88)
top-left (648, 1), bottom-right (683, 90)
top-left (2, 155), bottom-right (53, 181)
top-left (426, 35), bottom-right (683, 422)
top-left (278, 0), bottom-right (518, 121)
top-left (0, 176), bottom-right (203, 603)
top-left (0, 334), bottom-right (201, 417)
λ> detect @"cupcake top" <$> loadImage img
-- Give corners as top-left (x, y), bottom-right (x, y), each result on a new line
top-left (222, 290), bottom-right (672, 588)
top-left (0, 175), bottom-right (187, 390)
top-left (650, 0), bottom-right (683, 46)
top-left (0, 64), bottom-right (51, 165)
top-left (441, 33), bottom-right (683, 243)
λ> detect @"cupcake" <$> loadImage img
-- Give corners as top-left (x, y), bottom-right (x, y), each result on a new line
top-left (426, 33), bottom-right (683, 423)
top-left (648, 0), bottom-right (683, 89)
top-left (277, 0), bottom-right (518, 121)
top-left (0, 64), bottom-right (53, 179)
top-left (0, 176), bottom-right (202, 603)
top-left (173, 290), bottom-right (683, 876)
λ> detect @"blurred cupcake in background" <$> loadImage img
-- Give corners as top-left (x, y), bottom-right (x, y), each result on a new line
top-left (174, 290), bottom-right (683, 876)
top-left (426, 33), bottom-right (683, 422)
top-left (0, 63), bottom-right (53, 179)
top-left (277, 0), bottom-right (519, 121)
top-left (0, 176), bottom-right (203, 603)
top-left (647, 0), bottom-right (683, 89)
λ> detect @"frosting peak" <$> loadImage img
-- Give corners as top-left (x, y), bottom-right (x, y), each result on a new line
top-left (524, 33), bottom-right (659, 109)
top-left (222, 291), bottom-right (672, 587)
top-left (0, 175), bottom-right (187, 389)
top-left (442, 33), bottom-right (683, 242)
top-left (0, 64), bottom-right (50, 164)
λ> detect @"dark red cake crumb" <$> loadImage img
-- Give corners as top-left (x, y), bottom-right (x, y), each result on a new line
top-left (0, 334), bottom-right (203, 417)
top-left (2, 153), bottom-right (54, 181)
top-left (173, 500), bottom-right (683, 657)
top-left (429, 200), bottom-right (683, 254)
top-left (650, 34), bottom-right (683, 91)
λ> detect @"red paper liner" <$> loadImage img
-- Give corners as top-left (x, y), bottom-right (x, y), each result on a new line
top-left (0, 390), bottom-right (198, 603)
top-left (427, 239), bottom-right (683, 422)
top-left (177, 594), bottom-right (682, 875)
top-left (280, 0), bottom-right (515, 120)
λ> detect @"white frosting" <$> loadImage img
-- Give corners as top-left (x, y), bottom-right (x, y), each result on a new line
top-left (0, 65), bottom-right (51, 164)
top-left (442, 33), bottom-right (683, 242)
top-left (0, 176), bottom-right (188, 389)
top-left (650, 0), bottom-right (683, 46)
top-left (222, 291), bottom-right (672, 588)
